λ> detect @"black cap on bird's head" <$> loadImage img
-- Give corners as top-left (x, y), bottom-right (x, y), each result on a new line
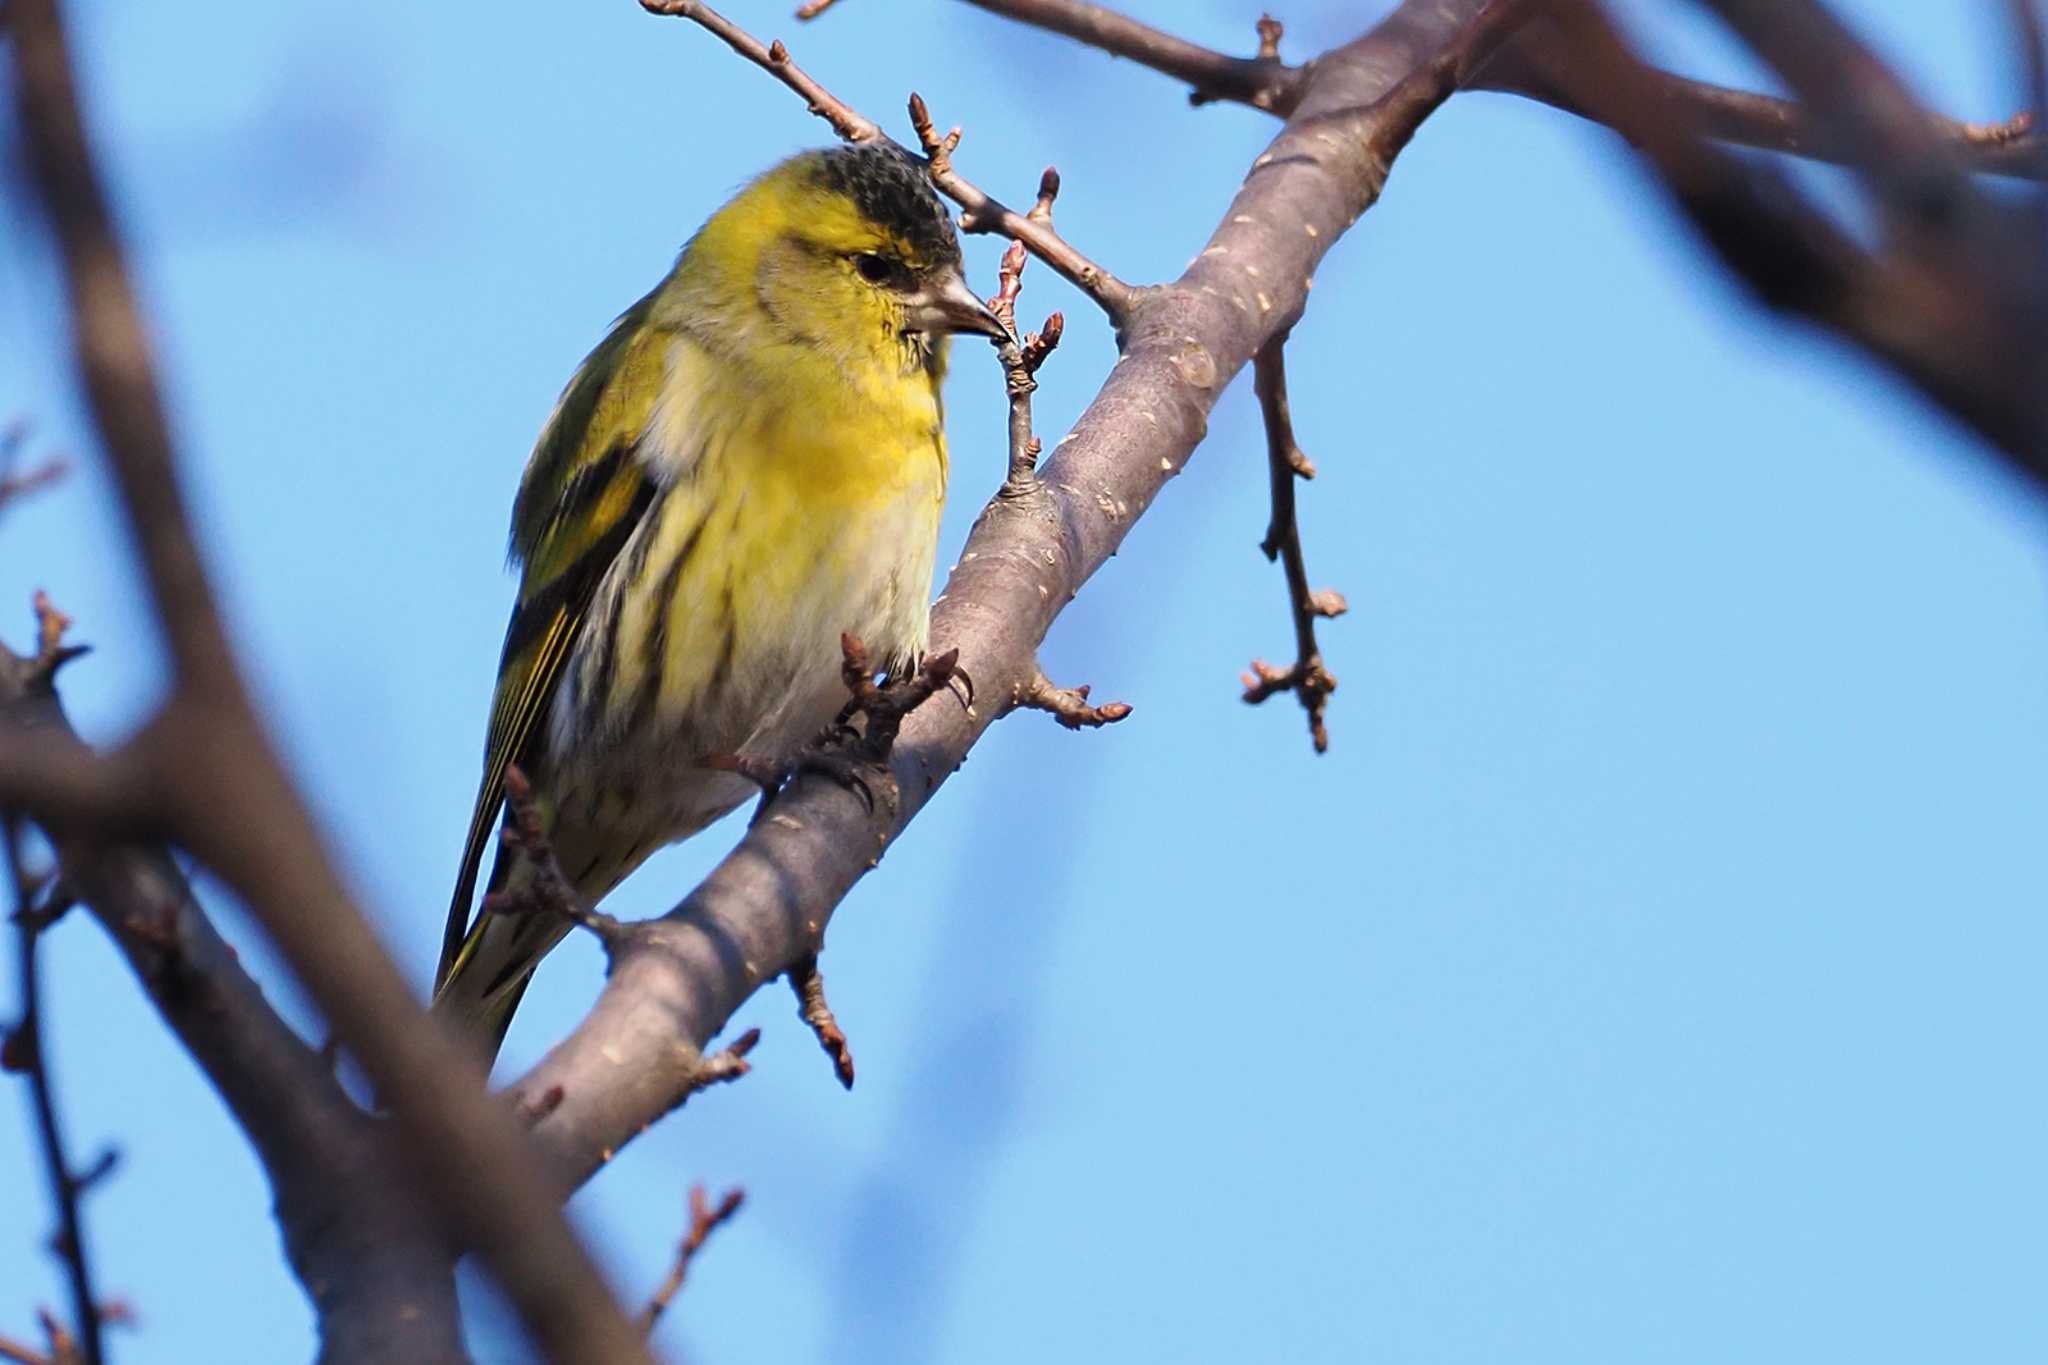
top-left (809, 140), bottom-right (964, 269)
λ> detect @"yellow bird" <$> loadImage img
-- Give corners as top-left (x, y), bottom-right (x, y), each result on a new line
top-left (435, 143), bottom-right (1004, 1061)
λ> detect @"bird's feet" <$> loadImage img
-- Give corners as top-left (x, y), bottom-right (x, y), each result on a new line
top-left (703, 634), bottom-right (966, 821)
top-left (828, 632), bottom-right (966, 759)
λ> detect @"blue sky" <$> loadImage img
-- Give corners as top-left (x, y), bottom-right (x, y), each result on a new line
top-left (4, 2), bottom-right (2045, 1361)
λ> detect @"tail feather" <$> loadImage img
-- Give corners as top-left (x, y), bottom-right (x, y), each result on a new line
top-left (432, 845), bottom-right (571, 1070)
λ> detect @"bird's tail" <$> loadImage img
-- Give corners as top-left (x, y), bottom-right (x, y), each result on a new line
top-left (431, 846), bottom-right (573, 1071)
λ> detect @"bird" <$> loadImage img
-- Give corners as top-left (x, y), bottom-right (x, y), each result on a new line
top-left (433, 141), bottom-right (1006, 1064)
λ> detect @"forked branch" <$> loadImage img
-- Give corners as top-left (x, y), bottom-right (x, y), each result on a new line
top-left (639, 1184), bottom-right (746, 1335)
top-left (958, 0), bottom-right (2048, 180)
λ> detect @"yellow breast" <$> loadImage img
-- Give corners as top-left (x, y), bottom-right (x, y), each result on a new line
top-left (590, 331), bottom-right (948, 757)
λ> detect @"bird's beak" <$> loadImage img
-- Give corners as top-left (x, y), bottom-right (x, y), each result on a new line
top-left (905, 265), bottom-right (1009, 340)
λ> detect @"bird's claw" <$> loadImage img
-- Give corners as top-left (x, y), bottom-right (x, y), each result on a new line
top-left (834, 633), bottom-right (961, 757)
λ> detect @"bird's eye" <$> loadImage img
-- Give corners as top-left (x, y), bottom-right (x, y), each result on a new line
top-left (853, 252), bottom-right (897, 285)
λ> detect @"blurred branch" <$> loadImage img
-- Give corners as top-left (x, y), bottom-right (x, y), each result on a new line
top-left (952, 0), bottom-right (2048, 182)
top-left (1544, 0), bottom-right (2048, 486)
top-left (0, 424), bottom-right (68, 523)
top-left (0, 604), bottom-right (470, 1365)
top-left (1472, 18), bottom-right (2048, 182)
top-left (4, 1), bottom-right (653, 1360)
top-left (5, 809), bottom-right (106, 1365)
top-left (638, 1184), bottom-right (745, 1335)
top-left (510, 0), bottom-right (1535, 1192)
top-left (1241, 335), bottom-right (1344, 754)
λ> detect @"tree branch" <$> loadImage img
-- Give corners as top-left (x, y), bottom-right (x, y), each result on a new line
top-left (952, 0), bottom-right (2048, 181)
top-left (638, 1185), bottom-right (745, 1335)
top-left (1471, 19), bottom-right (2048, 182)
top-left (910, 92), bottom-right (1138, 323)
top-left (0, 611), bottom-right (470, 1365)
top-left (1545, 0), bottom-right (2048, 485)
top-left (956, 0), bottom-right (1307, 112)
top-left (5, 819), bottom-right (106, 1365)
top-left (510, 0), bottom-right (1536, 1193)
top-left (1240, 334), bottom-right (1343, 754)
top-left (7, 2), bottom-right (654, 1359)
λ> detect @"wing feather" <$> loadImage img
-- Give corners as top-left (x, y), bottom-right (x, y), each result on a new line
top-left (436, 291), bottom-right (672, 991)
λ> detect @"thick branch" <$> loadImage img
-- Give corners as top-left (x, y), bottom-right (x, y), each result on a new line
top-left (513, 0), bottom-right (1535, 1191)
top-left (7, 3), bottom-right (651, 1360)
top-left (1548, 0), bottom-right (2048, 484)
top-left (957, 0), bottom-right (2048, 181)
top-left (1472, 21), bottom-right (2048, 182)
top-left (0, 627), bottom-right (468, 1365)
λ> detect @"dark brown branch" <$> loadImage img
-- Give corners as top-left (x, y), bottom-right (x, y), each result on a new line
top-left (0, 609), bottom-right (469, 1364)
top-left (511, 0), bottom-right (1535, 1194)
top-left (958, 0), bottom-right (2048, 181)
top-left (1547, 0), bottom-right (2048, 485)
top-left (638, 1185), bottom-right (745, 1335)
top-left (1241, 335), bottom-right (1343, 754)
top-left (1471, 21), bottom-right (2048, 182)
top-left (5, 818), bottom-right (106, 1365)
top-left (7, 2), bottom-right (652, 1360)
top-left (788, 955), bottom-right (854, 1088)
top-left (957, 0), bottom-right (1307, 113)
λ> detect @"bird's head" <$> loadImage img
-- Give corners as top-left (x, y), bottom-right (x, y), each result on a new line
top-left (678, 142), bottom-right (1007, 374)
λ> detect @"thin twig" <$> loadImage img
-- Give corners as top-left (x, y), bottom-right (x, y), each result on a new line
top-left (639, 0), bottom-right (1136, 320)
top-left (0, 424), bottom-right (67, 522)
top-left (986, 233), bottom-right (1063, 489)
top-left (0, 1329), bottom-right (55, 1365)
top-left (485, 766), bottom-right (628, 949)
top-left (794, 0), bottom-right (842, 17)
top-left (909, 93), bottom-right (1137, 323)
top-left (639, 0), bottom-right (880, 141)
top-left (1240, 334), bottom-right (1343, 753)
top-left (788, 954), bottom-right (854, 1089)
top-left (638, 1184), bottom-right (745, 1335)
top-left (959, 0), bottom-right (1306, 112)
top-left (1014, 670), bottom-right (1132, 730)
top-left (5, 814), bottom-right (106, 1365)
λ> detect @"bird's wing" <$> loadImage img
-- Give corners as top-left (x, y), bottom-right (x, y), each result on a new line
top-left (436, 293), bottom-right (674, 992)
